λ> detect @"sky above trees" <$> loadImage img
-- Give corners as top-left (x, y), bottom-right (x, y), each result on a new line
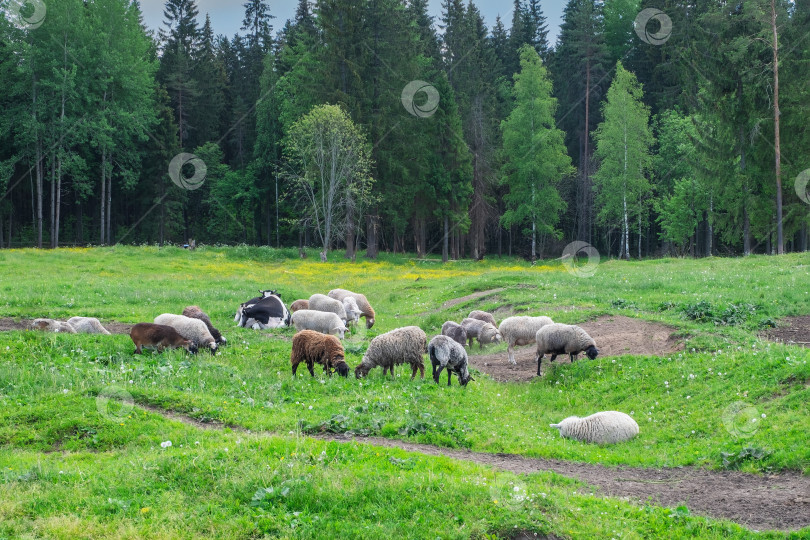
top-left (137, 0), bottom-right (568, 44)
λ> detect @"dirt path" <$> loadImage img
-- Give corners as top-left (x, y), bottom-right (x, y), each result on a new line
top-left (136, 404), bottom-right (809, 531)
top-left (442, 288), bottom-right (506, 309)
top-left (764, 316), bottom-right (810, 348)
top-left (470, 315), bottom-right (684, 382)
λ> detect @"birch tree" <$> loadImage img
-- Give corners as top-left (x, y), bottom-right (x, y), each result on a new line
top-left (592, 62), bottom-right (653, 260)
top-left (283, 105), bottom-right (373, 261)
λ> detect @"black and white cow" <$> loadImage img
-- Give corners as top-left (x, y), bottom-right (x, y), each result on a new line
top-left (235, 291), bottom-right (291, 329)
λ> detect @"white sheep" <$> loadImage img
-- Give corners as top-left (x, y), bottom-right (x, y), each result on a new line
top-left (428, 335), bottom-right (473, 386)
top-left (291, 309), bottom-right (348, 339)
top-left (354, 326), bottom-right (426, 380)
top-left (154, 314), bottom-right (218, 354)
top-left (550, 411), bottom-right (639, 444)
top-left (461, 318), bottom-right (502, 350)
top-left (308, 293), bottom-right (348, 323)
top-left (327, 288), bottom-right (376, 329)
top-left (31, 318), bottom-right (76, 333)
top-left (67, 317), bottom-right (111, 335)
top-left (498, 315), bottom-right (554, 364)
top-left (342, 297), bottom-right (361, 326)
top-left (534, 323), bottom-right (599, 376)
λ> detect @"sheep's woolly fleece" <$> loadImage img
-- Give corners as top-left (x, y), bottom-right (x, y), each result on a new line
top-left (291, 309), bottom-right (347, 338)
top-left (550, 411), bottom-right (639, 444)
top-left (356, 326), bottom-right (426, 378)
top-left (153, 314), bottom-right (217, 351)
top-left (67, 317), bottom-right (111, 335)
top-left (328, 289), bottom-right (376, 328)
top-left (535, 323), bottom-right (596, 355)
top-left (308, 294), bottom-right (348, 322)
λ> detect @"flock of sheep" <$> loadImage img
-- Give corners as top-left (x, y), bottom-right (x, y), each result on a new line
top-left (29, 288), bottom-right (643, 444)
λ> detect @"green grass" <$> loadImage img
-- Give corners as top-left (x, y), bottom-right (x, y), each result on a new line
top-left (0, 246), bottom-right (808, 538)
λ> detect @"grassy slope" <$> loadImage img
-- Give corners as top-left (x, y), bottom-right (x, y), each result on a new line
top-left (0, 246), bottom-right (808, 538)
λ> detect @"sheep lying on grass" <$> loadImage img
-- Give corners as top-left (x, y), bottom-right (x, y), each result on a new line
top-left (66, 317), bottom-right (111, 335)
top-left (291, 310), bottom-right (348, 339)
top-left (130, 323), bottom-right (197, 355)
top-left (428, 335), bottom-right (473, 386)
top-left (355, 326), bottom-right (426, 380)
top-left (550, 411), bottom-right (638, 444)
top-left (31, 318), bottom-right (76, 333)
top-left (154, 314), bottom-right (218, 354)
top-left (182, 306), bottom-right (226, 345)
top-left (441, 321), bottom-right (468, 347)
top-left (468, 310), bottom-right (496, 326)
top-left (291, 330), bottom-right (349, 377)
top-left (328, 288), bottom-right (376, 329)
top-left (309, 293), bottom-right (348, 324)
top-left (461, 318), bottom-right (502, 350)
top-left (290, 299), bottom-right (309, 313)
top-left (498, 316), bottom-right (554, 364)
top-left (534, 323), bottom-right (598, 376)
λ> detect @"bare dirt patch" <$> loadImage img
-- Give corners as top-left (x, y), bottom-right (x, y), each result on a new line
top-left (764, 316), bottom-right (810, 348)
top-left (0, 317), bottom-right (133, 335)
top-left (134, 403), bottom-right (810, 531)
top-left (442, 288), bottom-right (506, 309)
top-left (469, 315), bottom-right (684, 383)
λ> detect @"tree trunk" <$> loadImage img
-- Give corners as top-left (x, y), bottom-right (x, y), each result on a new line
top-left (771, 0), bottom-right (784, 254)
top-left (531, 218), bottom-right (536, 261)
top-left (345, 203), bottom-right (355, 259)
top-left (55, 158), bottom-right (61, 248)
top-left (366, 212), bottom-right (379, 259)
top-left (801, 222), bottom-right (807, 252)
top-left (637, 211), bottom-right (641, 259)
top-left (442, 215), bottom-right (449, 263)
top-left (705, 196), bottom-right (713, 257)
top-left (50, 154), bottom-right (55, 248)
top-left (622, 194), bottom-right (629, 260)
top-left (743, 206), bottom-right (751, 256)
top-left (100, 147), bottom-right (106, 245)
top-left (106, 151), bottom-right (112, 244)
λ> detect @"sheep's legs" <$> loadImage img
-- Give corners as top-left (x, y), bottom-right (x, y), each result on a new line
top-left (507, 344), bottom-right (516, 365)
top-left (433, 365), bottom-right (443, 384)
top-left (569, 353), bottom-right (577, 363)
top-left (536, 354), bottom-right (543, 376)
top-left (447, 369), bottom-right (453, 386)
top-left (411, 363), bottom-right (424, 380)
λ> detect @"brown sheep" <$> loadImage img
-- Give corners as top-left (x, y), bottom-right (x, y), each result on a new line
top-left (291, 330), bottom-right (349, 377)
top-left (290, 299), bottom-right (310, 313)
top-left (182, 306), bottom-right (226, 345)
top-left (130, 323), bottom-right (197, 354)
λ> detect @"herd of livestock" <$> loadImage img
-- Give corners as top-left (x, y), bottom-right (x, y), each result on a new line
top-left (30, 288), bottom-right (600, 386)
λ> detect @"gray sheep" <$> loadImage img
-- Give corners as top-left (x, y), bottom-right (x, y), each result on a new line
top-left (354, 326), bottom-right (426, 380)
top-left (461, 318), bottom-right (502, 350)
top-left (67, 317), bottom-right (111, 335)
top-left (342, 297), bottom-right (362, 326)
top-left (182, 306), bottom-right (226, 345)
top-left (534, 323), bottom-right (598, 376)
top-left (291, 309), bottom-right (348, 339)
top-left (428, 335), bottom-right (473, 386)
top-left (498, 315), bottom-right (554, 364)
top-left (467, 310), bottom-right (496, 326)
top-left (441, 321), bottom-right (468, 347)
top-left (550, 411), bottom-right (638, 444)
top-left (309, 293), bottom-right (348, 323)
top-left (154, 314), bottom-right (218, 354)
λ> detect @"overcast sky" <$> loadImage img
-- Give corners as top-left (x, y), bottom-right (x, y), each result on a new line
top-left (138, 0), bottom-right (567, 47)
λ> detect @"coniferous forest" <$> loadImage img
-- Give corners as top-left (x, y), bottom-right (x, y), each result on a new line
top-left (1, 0), bottom-right (808, 260)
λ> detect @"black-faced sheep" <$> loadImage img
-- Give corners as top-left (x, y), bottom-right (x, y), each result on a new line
top-left (428, 335), bottom-right (473, 386)
top-left (498, 315), bottom-right (554, 364)
top-left (461, 318), bottom-right (502, 350)
top-left (182, 306), bottom-right (226, 345)
top-left (534, 323), bottom-right (598, 376)
top-left (308, 293), bottom-right (348, 323)
top-left (154, 314), bottom-right (218, 354)
top-left (550, 411), bottom-right (638, 444)
top-left (468, 310), bottom-right (496, 326)
top-left (441, 321), bottom-right (468, 347)
top-left (31, 318), bottom-right (76, 333)
top-left (354, 326), bottom-right (426, 380)
top-left (130, 323), bottom-right (197, 354)
top-left (66, 317), bottom-right (111, 335)
top-left (291, 330), bottom-right (349, 377)
top-left (327, 288), bottom-right (376, 329)
top-left (291, 310), bottom-right (348, 339)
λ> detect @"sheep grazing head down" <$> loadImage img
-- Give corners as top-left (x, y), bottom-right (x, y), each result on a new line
top-left (354, 363), bottom-right (371, 379)
top-left (365, 316), bottom-right (375, 329)
top-left (585, 345), bottom-right (599, 360)
top-left (334, 361), bottom-right (350, 377)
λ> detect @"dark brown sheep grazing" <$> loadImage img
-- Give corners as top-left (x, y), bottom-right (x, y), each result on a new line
top-left (130, 323), bottom-right (197, 354)
top-left (182, 306), bottom-right (226, 345)
top-left (291, 330), bottom-right (349, 377)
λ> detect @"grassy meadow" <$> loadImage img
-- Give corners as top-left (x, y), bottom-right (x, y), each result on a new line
top-left (0, 246), bottom-right (808, 538)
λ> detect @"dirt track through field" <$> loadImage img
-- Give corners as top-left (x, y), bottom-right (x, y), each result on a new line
top-left (136, 403), bottom-right (810, 532)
